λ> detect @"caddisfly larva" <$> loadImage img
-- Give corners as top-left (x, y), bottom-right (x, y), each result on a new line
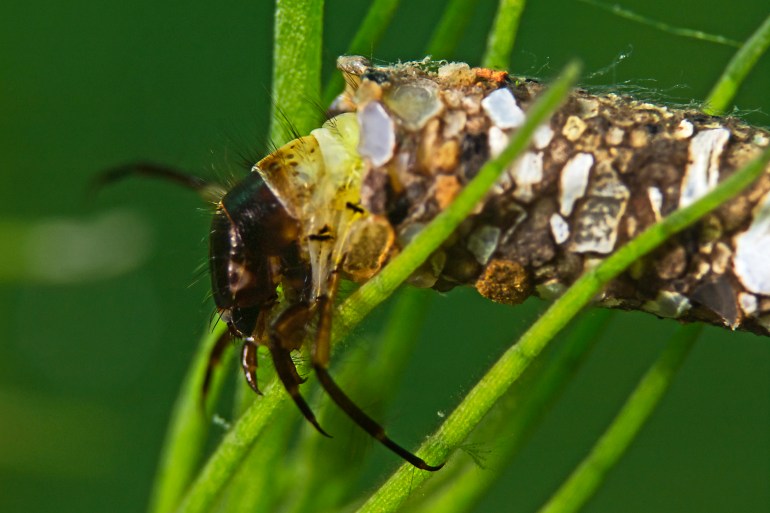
top-left (104, 55), bottom-right (770, 470)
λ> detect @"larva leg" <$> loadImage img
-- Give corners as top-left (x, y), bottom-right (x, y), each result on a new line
top-left (240, 340), bottom-right (262, 395)
top-left (200, 328), bottom-right (232, 407)
top-left (311, 272), bottom-right (445, 471)
top-left (94, 161), bottom-right (218, 193)
top-left (269, 310), bottom-right (330, 437)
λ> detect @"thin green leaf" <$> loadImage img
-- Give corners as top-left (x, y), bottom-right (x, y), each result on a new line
top-left (537, 324), bottom-right (701, 513)
top-left (214, 413), bottom-right (295, 513)
top-left (269, 0), bottom-right (325, 144)
top-left (482, 0), bottom-right (527, 70)
top-left (578, 0), bottom-right (742, 48)
top-left (215, 354), bottom-right (290, 513)
top-left (287, 288), bottom-right (434, 513)
top-left (704, 14), bottom-right (770, 115)
top-left (173, 376), bottom-right (293, 513)
top-left (426, 0), bottom-right (482, 59)
top-left (413, 310), bottom-right (614, 513)
top-left (147, 320), bottom-right (229, 513)
top-left (322, 0), bottom-right (403, 105)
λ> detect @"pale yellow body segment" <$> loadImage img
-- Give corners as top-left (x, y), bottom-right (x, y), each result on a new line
top-left (254, 113), bottom-right (392, 300)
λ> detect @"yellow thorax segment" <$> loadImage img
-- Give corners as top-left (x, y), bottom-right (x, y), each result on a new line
top-left (255, 113), bottom-right (388, 296)
top-left (255, 112), bottom-right (363, 223)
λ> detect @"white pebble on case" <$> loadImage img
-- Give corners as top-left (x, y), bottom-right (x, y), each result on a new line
top-left (482, 88), bottom-right (525, 129)
top-left (559, 152), bottom-right (593, 217)
top-left (357, 101), bottom-right (395, 167)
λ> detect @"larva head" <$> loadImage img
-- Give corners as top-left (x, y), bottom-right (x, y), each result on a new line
top-left (209, 172), bottom-right (302, 338)
top-left (211, 112), bottom-right (375, 337)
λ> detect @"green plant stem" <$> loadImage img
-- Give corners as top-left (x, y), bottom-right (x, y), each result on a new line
top-left (338, 60), bottom-right (581, 333)
top-left (482, 0), bottom-right (526, 69)
top-left (322, 0), bottom-right (403, 105)
top-left (358, 134), bottom-right (770, 513)
top-left (288, 288), bottom-right (434, 513)
top-left (414, 310), bottom-right (614, 513)
top-left (704, 14), bottom-right (770, 115)
top-left (426, 0), bottom-right (481, 58)
top-left (269, 0), bottom-right (325, 144)
top-left (537, 324), bottom-right (701, 513)
top-left (147, 320), bottom-right (229, 513)
top-left (578, 0), bottom-right (742, 48)
top-left (215, 413), bottom-right (294, 513)
top-left (174, 376), bottom-right (292, 513)
top-left (215, 353), bottom-right (287, 512)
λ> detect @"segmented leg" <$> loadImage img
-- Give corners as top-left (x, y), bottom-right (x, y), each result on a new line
top-left (269, 305), bottom-right (330, 437)
top-left (272, 302), bottom-right (315, 354)
top-left (241, 340), bottom-right (262, 395)
top-left (92, 161), bottom-right (225, 201)
top-left (312, 273), bottom-right (445, 471)
top-left (200, 328), bottom-right (233, 407)
top-left (268, 342), bottom-right (331, 438)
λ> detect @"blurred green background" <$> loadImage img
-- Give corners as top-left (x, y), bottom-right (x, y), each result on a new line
top-left (1, 0), bottom-right (768, 511)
